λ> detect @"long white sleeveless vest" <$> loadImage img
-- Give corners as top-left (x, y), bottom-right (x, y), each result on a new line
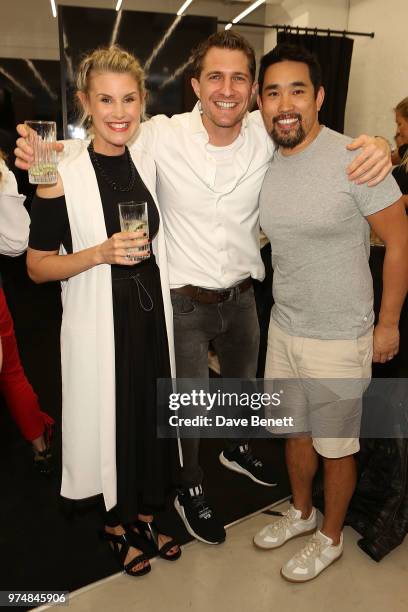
top-left (57, 141), bottom-right (175, 510)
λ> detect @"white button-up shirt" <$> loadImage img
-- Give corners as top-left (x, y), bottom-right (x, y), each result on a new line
top-left (0, 160), bottom-right (29, 257)
top-left (135, 103), bottom-right (274, 289)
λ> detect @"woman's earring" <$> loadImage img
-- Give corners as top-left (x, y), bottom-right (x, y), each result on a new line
top-left (198, 100), bottom-right (203, 114)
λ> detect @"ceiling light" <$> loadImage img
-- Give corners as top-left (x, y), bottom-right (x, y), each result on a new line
top-left (0, 65), bottom-right (34, 98)
top-left (226, 0), bottom-right (265, 28)
top-left (25, 60), bottom-right (57, 101)
top-left (50, 0), bottom-right (57, 18)
top-left (177, 0), bottom-right (194, 17)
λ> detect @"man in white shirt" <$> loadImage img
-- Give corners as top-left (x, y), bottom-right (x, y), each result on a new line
top-left (15, 32), bottom-right (391, 546)
top-left (142, 49), bottom-right (275, 545)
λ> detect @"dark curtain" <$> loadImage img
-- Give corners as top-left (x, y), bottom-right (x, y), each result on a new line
top-left (276, 31), bottom-right (353, 134)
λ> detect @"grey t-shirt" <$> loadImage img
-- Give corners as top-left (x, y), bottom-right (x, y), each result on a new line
top-left (260, 126), bottom-right (402, 340)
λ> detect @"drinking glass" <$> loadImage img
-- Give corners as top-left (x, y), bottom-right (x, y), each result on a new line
top-left (24, 120), bottom-right (58, 184)
top-left (118, 201), bottom-right (149, 261)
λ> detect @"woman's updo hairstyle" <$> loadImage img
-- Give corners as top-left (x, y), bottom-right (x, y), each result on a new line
top-left (76, 45), bottom-right (145, 128)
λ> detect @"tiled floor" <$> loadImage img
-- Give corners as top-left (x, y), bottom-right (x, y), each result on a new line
top-left (39, 500), bottom-right (408, 612)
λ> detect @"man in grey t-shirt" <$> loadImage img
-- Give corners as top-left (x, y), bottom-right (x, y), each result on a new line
top-left (253, 44), bottom-right (408, 582)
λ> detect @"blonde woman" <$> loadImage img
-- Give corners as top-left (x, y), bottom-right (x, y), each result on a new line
top-left (0, 152), bottom-right (54, 473)
top-left (26, 47), bottom-right (180, 576)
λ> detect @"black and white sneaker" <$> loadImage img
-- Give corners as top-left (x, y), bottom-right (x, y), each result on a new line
top-left (219, 443), bottom-right (278, 487)
top-left (174, 485), bottom-right (226, 545)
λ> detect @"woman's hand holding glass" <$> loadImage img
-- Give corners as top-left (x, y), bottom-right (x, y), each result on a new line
top-left (15, 123), bottom-right (64, 171)
top-left (98, 230), bottom-right (150, 266)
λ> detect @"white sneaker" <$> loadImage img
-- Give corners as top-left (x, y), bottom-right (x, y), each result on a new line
top-left (253, 504), bottom-right (317, 550)
top-left (281, 530), bottom-right (344, 582)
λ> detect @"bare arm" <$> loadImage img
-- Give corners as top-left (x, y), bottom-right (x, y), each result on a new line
top-left (367, 197), bottom-right (408, 362)
top-left (27, 178), bottom-right (150, 283)
top-left (27, 245), bottom-right (101, 283)
top-left (346, 135), bottom-right (391, 186)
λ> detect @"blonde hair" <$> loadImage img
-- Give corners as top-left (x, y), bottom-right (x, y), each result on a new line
top-left (395, 96), bottom-right (408, 120)
top-left (76, 45), bottom-right (145, 128)
top-left (395, 96), bottom-right (408, 172)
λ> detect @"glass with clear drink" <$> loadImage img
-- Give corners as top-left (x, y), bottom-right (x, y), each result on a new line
top-left (24, 120), bottom-right (58, 184)
top-left (118, 201), bottom-right (149, 262)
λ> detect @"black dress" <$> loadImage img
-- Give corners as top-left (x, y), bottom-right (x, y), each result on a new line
top-left (29, 147), bottom-right (172, 523)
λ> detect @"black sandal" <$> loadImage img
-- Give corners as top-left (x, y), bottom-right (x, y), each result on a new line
top-left (132, 519), bottom-right (181, 561)
top-left (101, 529), bottom-right (151, 576)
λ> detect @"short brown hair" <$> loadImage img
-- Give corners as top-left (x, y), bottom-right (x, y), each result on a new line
top-left (189, 31), bottom-right (256, 82)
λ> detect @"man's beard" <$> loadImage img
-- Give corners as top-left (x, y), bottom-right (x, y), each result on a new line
top-left (270, 115), bottom-right (305, 149)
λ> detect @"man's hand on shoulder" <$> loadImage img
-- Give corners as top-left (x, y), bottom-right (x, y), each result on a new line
top-left (14, 123), bottom-right (64, 171)
top-left (346, 134), bottom-right (391, 187)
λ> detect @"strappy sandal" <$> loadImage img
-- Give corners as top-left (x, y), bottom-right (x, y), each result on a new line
top-left (132, 519), bottom-right (182, 561)
top-left (101, 530), bottom-right (151, 576)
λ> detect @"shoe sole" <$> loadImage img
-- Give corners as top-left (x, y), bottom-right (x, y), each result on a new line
top-left (280, 551), bottom-right (343, 583)
top-left (253, 527), bottom-right (316, 550)
top-left (174, 496), bottom-right (225, 546)
top-left (219, 452), bottom-right (278, 487)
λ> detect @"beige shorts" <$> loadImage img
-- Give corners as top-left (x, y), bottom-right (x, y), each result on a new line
top-left (264, 320), bottom-right (373, 458)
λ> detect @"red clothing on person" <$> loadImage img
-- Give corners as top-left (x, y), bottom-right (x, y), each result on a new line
top-left (0, 288), bottom-right (54, 441)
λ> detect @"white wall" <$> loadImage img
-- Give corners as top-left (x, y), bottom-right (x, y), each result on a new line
top-left (345, 0), bottom-right (408, 141)
top-left (263, 0), bottom-right (349, 53)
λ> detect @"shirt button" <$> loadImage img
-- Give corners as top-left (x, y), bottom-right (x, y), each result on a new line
top-left (363, 316), bottom-right (368, 321)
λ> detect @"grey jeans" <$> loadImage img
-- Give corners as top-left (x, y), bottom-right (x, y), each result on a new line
top-left (171, 285), bottom-right (260, 488)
